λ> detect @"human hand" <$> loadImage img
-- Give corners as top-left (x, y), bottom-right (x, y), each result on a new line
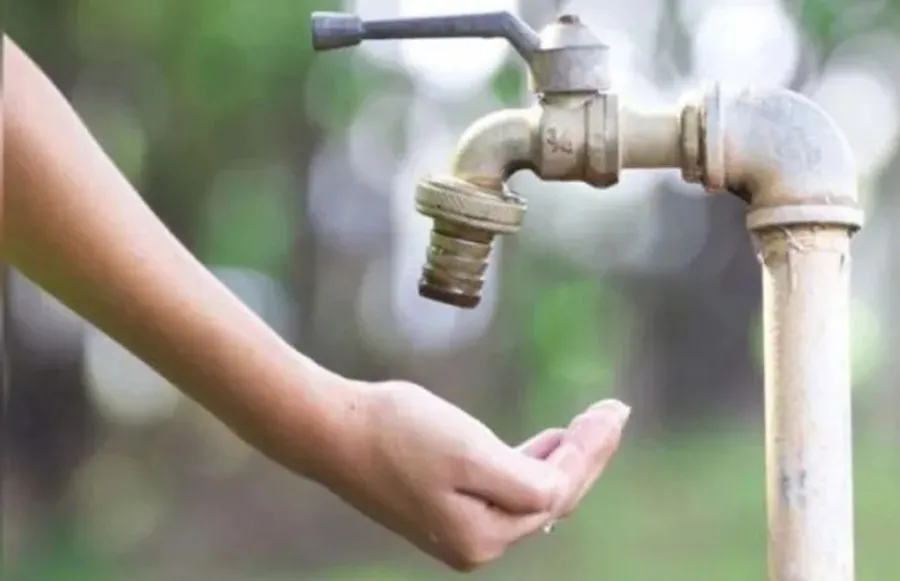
top-left (325, 380), bottom-right (631, 572)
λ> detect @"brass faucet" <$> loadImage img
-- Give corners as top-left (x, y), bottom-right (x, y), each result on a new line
top-left (311, 11), bottom-right (865, 581)
top-left (312, 11), bottom-right (637, 307)
top-left (310, 10), bottom-right (861, 309)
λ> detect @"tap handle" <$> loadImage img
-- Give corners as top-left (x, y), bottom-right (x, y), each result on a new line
top-left (310, 11), bottom-right (540, 60)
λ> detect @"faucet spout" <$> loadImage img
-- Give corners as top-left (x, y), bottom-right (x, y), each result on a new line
top-left (450, 107), bottom-right (541, 190)
top-left (414, 108), bottom-right (540, 308)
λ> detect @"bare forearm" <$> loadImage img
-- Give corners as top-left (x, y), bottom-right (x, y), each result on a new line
top-left (3, 37), bottom-right (359, 480)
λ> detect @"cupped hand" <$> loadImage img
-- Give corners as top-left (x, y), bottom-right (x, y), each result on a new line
top-left (328, 381), bottom-right (631, 572)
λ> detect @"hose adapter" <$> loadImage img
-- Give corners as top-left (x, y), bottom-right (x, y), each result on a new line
top-left (415, 176), bottom-right (526, 308)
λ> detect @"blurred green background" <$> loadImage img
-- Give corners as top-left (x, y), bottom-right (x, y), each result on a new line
top-left (4, 0), bottom-right (899, 579)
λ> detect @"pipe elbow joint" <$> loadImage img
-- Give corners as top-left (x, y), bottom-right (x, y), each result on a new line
top-left (688, 86), bottom-right (864, 232)
top-left (449, 107), bottom-right (541, 190)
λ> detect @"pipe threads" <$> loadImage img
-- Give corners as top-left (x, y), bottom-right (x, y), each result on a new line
top-left (415, 175), bottom-right (526, 308)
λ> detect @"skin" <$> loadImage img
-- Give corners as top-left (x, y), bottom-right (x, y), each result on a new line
top-left (2, 37), bottom-right (632, 572)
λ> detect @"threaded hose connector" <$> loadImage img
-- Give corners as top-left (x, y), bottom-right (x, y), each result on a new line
top-left (415, 175), bottom-right (526, 308)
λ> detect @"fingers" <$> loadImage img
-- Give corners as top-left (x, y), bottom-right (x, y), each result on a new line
top-left (495, 507), bottom-right (555, 542)
top-left (438, 403), bottom-right (631, 572)
top-left (516, 427), bottom-right (565, 459)
top-left (456, 442), bottom-right (562, 515)
top-left (546, 399), bottom-right (631, 517)
top-left (457, 401), bottom-right (629, 517)
top-left (439, 494), bottom-right (554, 572)
top-left (453, 428), bottom-right (563, 516)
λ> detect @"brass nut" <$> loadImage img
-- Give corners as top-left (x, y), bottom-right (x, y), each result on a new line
top-left (415, 175), bottom-right (526, 234)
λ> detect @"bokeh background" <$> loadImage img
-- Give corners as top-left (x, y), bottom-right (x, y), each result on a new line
top-left (3, 0), bottom-right (898, 579)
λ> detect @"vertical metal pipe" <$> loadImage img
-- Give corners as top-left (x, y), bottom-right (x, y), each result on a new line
top-left (684, 86), bottom-right (863, 580)
top-left (754, 224), bottom-right (856, 581)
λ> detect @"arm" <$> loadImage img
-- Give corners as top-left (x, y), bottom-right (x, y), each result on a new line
top-left (3, 36), bottom-right (631, 571)
top-left (3, 37), bottom-right (355, 482)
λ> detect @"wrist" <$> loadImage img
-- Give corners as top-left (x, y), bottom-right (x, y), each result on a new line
top-left (283, 368), bottom-right (369, 485)
top-left (231, 350), bottom-right (368, 485)
top-left (177, 324), bottom-right (364, 484)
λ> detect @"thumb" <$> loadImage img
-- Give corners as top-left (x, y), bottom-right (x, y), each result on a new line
top-left (457, 444), bottom-right (563, 515)
top-left (517, 427), bottom-right (565, 460)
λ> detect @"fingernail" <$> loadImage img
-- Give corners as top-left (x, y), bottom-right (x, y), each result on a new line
top-left (590, 399), bottom-right (632, 428)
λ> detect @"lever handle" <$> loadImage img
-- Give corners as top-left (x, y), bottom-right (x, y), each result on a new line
top-left (310, 11), bottom-right (540, 60)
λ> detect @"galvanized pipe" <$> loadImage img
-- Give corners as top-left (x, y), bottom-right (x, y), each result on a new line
top-left (693, 86), bottom-right (864, 581)
top-left (755, 225), bottom-right (855, 581)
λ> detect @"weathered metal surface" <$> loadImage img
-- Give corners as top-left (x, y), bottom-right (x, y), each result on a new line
top-left (693, 86), bottom-right (862, 581)
top-left (756, 226), bottom-right (855, 581)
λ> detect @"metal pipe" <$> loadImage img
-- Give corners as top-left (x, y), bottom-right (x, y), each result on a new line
top-left (758, 226), bottom-right (855, 581)
top-left (688, 86), bottom-right (864, 581)
top-left (619, 105), bottom-right (681, 169)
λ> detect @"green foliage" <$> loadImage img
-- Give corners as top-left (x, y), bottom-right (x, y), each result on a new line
top-left (196, 163), bottom-right (295, 276)
top-left (799, 0), bottom-right (846, 49)
top-left (74, 0), bottom-right (167, 54)
top-left (179, 1), bottom-right (307, 118)
top-left (78, 100), bottom-right (149, 181)
top-left (14, 0), bottom-right (356, 277)
top-left (304, 54), bottom-right (400, 132)
top-left (526, 279), bottom-right (629, 426)
top-left (797, 0), bottom-right (900, 53)
top-left (491, 63), bottom-right (526, 106)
